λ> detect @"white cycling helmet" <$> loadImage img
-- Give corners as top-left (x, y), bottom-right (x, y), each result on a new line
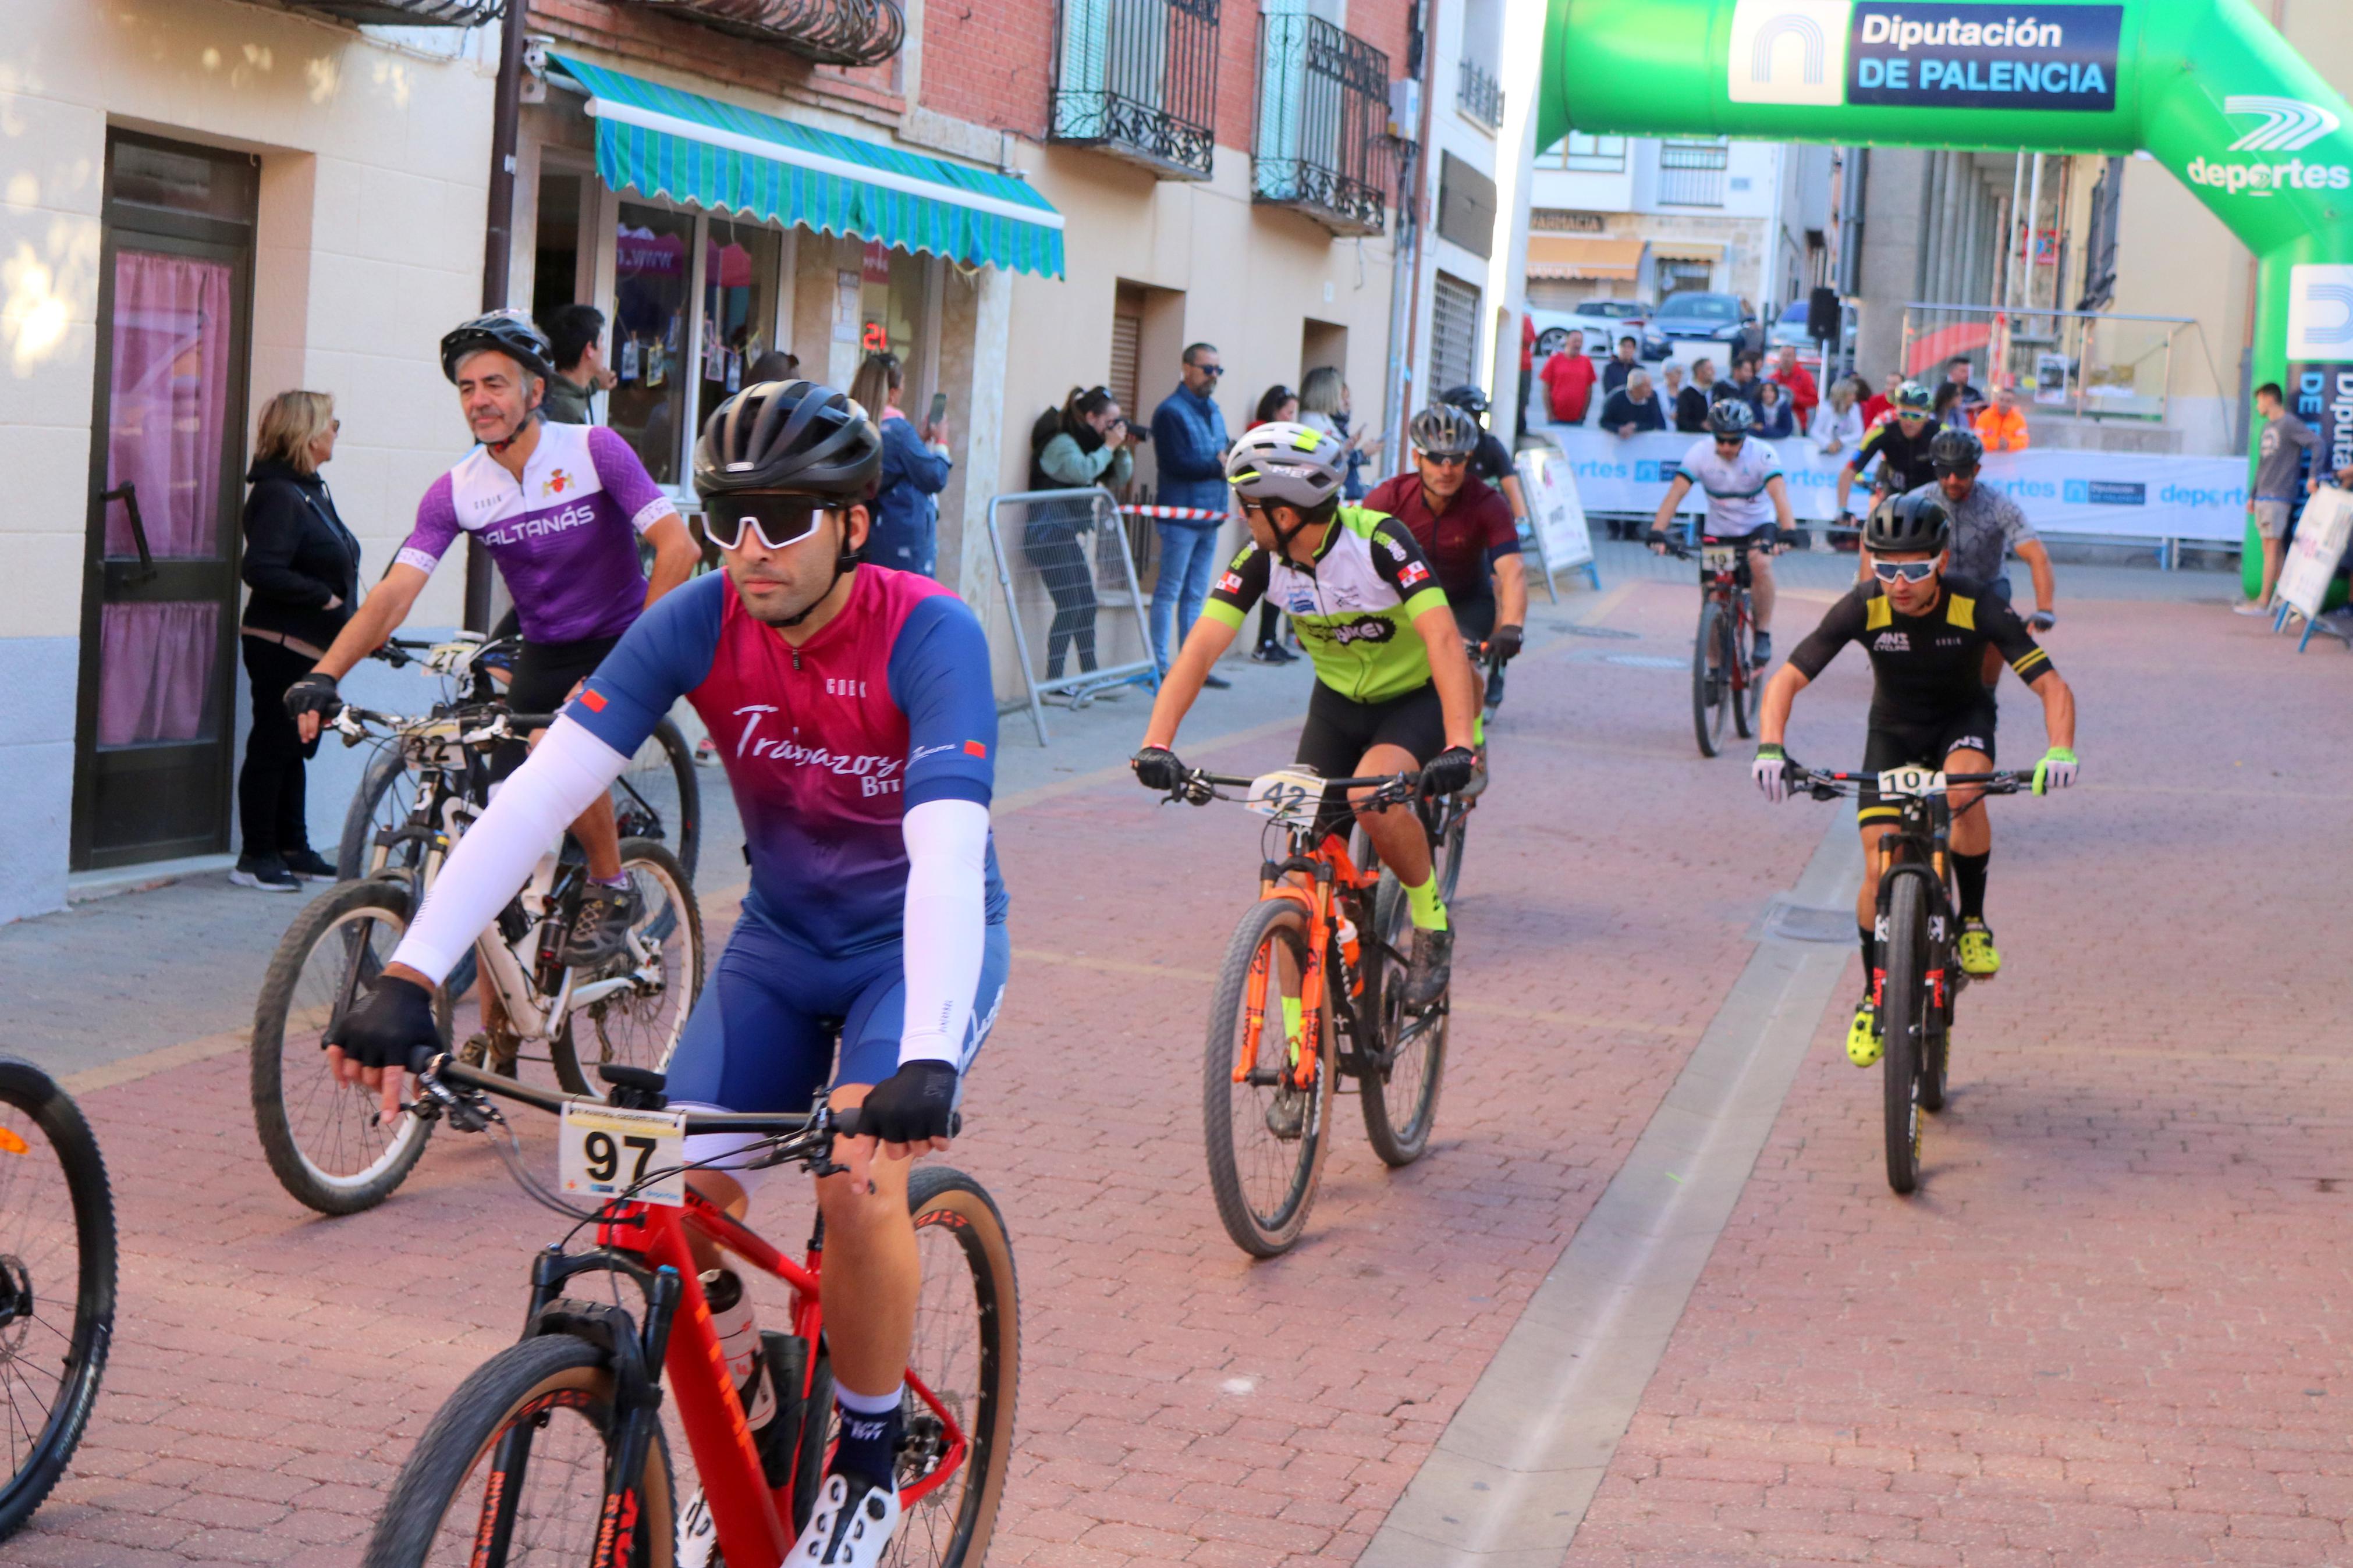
top-left (1225, 422), bottom-right (1348, 512)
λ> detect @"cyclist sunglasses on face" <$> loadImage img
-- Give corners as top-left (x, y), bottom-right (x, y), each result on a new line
top-left (704, 495), bottom-right (834, 552)
top-left (1872, 559), bottom-right (1939, 584)
top-left (1422, 451), bottom-right (1472, 467)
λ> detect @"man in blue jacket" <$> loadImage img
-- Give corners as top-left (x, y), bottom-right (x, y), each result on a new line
top-left (1148, 342), bottom-right (1234, 688)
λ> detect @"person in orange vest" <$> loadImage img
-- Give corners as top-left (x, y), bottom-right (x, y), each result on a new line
top-left (1974, 385), bottom-right (2031, 452)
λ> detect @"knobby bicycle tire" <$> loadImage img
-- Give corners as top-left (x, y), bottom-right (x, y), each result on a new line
top-left (1730, 593), bottom-right (1761, 739)
top-left (0, 1060), bottom-right (115, 1543)
top-left (1433, 801), bottom-right (1468, 906)
top-left (1202, 897), bottom-right (1335, 1257)
top-left (338, 747), bottom-right (480, 996)
top-left (549, 838), bottom-right (706, 1096)
top-left (890, 1166), bottom-right (1021, 1567)
top-left (614, 717), bottom-right (702, 888)
top-left (1692, 600), bottom-right (1730, 757)
top-left (1919, 873), bottom-right (1954, 1114)
top-left (250, 880), bottom-right (448, 1215)
top-left (1359, 873), bottom-right (1447, 1167)
top-left (1882, 876), bottom-right (1929, 1195)
top-left (363, 1334), bottom-right (675, 1568)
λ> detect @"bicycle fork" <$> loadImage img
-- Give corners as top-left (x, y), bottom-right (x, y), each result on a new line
top-left (1240, 883), bottom-right (1332, 1093)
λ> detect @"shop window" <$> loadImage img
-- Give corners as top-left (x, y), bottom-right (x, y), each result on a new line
top-left (857, 241), bottom-right (929, 401)
top-left (702, 218), bottom-right (782, 422)
top-left (611, 203), bottom-right (695, 484)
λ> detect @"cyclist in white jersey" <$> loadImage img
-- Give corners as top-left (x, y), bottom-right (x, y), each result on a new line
top-left (1646, 399), bottom-right (1795, 663)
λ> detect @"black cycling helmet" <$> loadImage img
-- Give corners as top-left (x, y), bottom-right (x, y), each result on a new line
top-left (693, 379), bottom-right (882, 503)
top-left (1408, 403), bottom-right (1482, 458)
top-left (1864, 489), bottom-right (1953, 556)
top-left (1706, 399), bottom-right (1755, 438)
top-left (1929, 425), bottom-right (1985, 474)
top-left (439, 310), bottom-right (555, 385)
top-left (1439, 384), bottom-right (1491, 417)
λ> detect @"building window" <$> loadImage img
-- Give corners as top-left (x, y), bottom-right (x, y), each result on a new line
top-left (1541, 133), bottom-right (1627, 173)
top-left (701, 218), bottom-right (781, 425)
top-left (1658, 138), bottom-right (1730, 207)
top-left (1429, 273), bottom-right (1480, 396)
top-left (1050, 0), bottom-right (1220, 179)
top-left (611, 202), bottom-right (696, 485)
top-left (1457, 57), bottom-right (1503, 130)
top-left (1254, 12), bottom-right (1392, 237)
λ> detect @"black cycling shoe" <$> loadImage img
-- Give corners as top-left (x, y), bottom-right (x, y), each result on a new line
top-left (1404, 927), bottom-right (1453, 1010)
top-left (558, 880), bottom-right (641, 969)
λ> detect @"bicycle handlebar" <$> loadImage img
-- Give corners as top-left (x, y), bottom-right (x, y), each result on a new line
top-left (1781, 762), bottom-right (2033, 799)
top-left (424, 1055), bottom-right (894, 1140)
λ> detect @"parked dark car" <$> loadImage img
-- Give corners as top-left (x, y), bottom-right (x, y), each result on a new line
top-left (1649, 291), bottom-right (1754, 347)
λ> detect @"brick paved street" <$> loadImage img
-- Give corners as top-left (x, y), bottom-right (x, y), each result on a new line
top-left (3, 557), bottom-right (2350, 1566)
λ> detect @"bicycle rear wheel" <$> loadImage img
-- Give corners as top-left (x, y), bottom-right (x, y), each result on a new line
top-left (363, 1334), bottom-right (673, 1568)
top-left (1431, 800), bottom-right (1469, 906)
top-left (1881, 876), bottom-right (1928, 1194)
top-left (550, 839), bottom-right (705, 1096)
top-left (0, 1061), bottom-right (115, 1544)
top-left (1358, 873), bottom-right (1447, 1167)
top-left (611, 717), bottom-right (701, 887)
top-left (1730, 596), bottom-right (1761, 738)
top-left (1202, 897), bottom-right (1334, 1257)
top-left (1691, 601), bottom-right (1730, 756)
top-left (250, 880), bottom-right (448, 1215)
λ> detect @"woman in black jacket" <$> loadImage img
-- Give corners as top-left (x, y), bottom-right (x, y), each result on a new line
top-left (235, 390), bottom-right (359, 890)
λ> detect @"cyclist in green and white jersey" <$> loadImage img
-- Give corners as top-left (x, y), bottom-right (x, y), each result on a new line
top-left (1132, 422), bottom-right (1483, 1006)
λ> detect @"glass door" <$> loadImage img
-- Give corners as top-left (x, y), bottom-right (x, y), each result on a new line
top-left (73, 134), bottom-right (255, 869)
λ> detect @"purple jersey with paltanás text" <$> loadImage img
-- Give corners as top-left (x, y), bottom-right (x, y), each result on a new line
top-left (397, 422), bottom-right (679, 645)
top-left (565, 567), bottom-right (1007, 957)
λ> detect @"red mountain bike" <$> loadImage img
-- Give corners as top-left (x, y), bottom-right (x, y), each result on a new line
top-left (1663, 534), bottom-right (1773, 757)
top-left (363, 1058), bottom-right (1017, 1568)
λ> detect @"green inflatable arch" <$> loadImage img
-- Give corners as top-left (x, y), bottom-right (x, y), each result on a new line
top-left (1537, 0), bottom-right (2353, 595)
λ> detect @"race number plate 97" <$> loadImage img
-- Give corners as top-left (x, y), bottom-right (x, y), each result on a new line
top-left (1701, 546), bottom-right (1736, 573)
top-left (1245, 767), bottom-right (1326, 827)
top-left (1876, 766), bottom-right (1945, 799)
top-left (559, 1102), bottom-right (688, 1207)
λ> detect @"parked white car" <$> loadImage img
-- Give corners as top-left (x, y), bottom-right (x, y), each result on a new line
top-left (1530, 301), bottom-right (1660, 361)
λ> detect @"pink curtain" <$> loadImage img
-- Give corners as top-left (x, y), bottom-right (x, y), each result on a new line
top-left (98, 601), bottom-right (219, 746)
top-left (105, 250), bottom-right (232, 560)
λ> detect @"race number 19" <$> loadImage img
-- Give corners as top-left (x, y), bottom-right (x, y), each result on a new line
top-left (559, 1102), bottom-right (688, 1207)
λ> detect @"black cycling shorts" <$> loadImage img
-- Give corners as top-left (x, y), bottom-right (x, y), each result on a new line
top-left (1296, 680), bottom-right (1446, 840)
top-left (1858, 701), bottom-right (1997, 826)
top-left (496, 632), bottom-right (623, 779)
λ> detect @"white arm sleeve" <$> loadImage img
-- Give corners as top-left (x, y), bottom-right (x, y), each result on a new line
top-left (897, 798), bottom-right (991, 1069)
top-left (391, 716), bottom-right (633, 984)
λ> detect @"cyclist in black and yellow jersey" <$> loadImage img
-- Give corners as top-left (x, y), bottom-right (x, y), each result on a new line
top-left (1133, 422), bottom-right (1484, 1007)
top-left (1751, 490), bottom-right (2078, 1066)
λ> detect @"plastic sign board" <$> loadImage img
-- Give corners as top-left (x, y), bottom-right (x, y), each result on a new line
top-left (1729, 0), bottom-right (1851, 107)
top-left (1848, 4), bottom-right (2120, 112)
top-left (2274, 486), bottom-right (2352, 623)
top-left (1516, 447), bottom-right (1596, 573)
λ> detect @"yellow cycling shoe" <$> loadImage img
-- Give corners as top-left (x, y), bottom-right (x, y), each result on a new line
top-left (1957, 919), bottom-right (2001, 978)
top-left (1847, 997), bottom-right (1883, 1068)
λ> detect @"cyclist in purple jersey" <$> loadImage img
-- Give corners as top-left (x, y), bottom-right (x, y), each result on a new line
top-left (287, 312), bottom-right (700, 963)
top-left (327, 379), bottom-right (1009, 1568)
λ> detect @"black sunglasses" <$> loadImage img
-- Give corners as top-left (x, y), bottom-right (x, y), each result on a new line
top-left (1189, 362), bottom-right (1225, 377)
top-left (1421, 451), bottom-right (1471, 467)
top-left (704, 495), bottom-right (836, 553)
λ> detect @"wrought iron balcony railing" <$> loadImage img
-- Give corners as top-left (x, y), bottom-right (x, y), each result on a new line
top-left (1457, 56), bottom-right (1502, 131)
top-left (1050, 0), bottom-right (1219, 180)
top-left (631, 0), bottom-right (907, 68)
top-left (1657, 140), bottom-right (1729, 207)
top-left (1253, 13), bottom-right (1392, 237)
top-left (281, 0), bottom-right (501, 23)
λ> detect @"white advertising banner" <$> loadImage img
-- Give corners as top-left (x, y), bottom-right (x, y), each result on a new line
top-left (1514, 447), bottom-right (1595, 574)
top-left (1544, 428), bottom-right (2251, 542)
top-left (2274, 487), bottom-right (2353, 621)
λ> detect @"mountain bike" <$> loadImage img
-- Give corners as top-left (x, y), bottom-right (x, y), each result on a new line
top-left (0, 1058), bottom-right (115, 1543)
top-left (1163, 765), bottom-right (1461, 1256)
top-left (1779, 761), bottom-right (2033, 1194)
top-left (250, 701), bottom-right (704, 1215)
top-left (338, 633), bottom-right (700, 895)
top-left (1662, 534), bottom-right (1773, 758)
top-left (364, 1057), bottom-right (1016, 1568)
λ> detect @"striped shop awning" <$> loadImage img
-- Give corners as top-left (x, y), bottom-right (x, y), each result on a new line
top-left (551, 54), bottom-right (1065, 279)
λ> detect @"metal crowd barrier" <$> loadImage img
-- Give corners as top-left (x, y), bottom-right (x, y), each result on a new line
top-left (982, 485), bottom-right (1160, 745)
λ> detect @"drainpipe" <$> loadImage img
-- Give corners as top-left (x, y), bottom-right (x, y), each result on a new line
top-left (1387, 0), bottom-right (1440, 459)
top-left (467, 0), bottom-right (528, 635)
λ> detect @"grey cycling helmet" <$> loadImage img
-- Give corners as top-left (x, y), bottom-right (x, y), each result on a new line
top-left (440, 310), bottom-right (555, 385)
top-left (693, 379), bottom-right (882, 503)
top-left (1226, 422), bottom-right (1347, 511)
top-left (1408, 403), bottom-right (1482, 458)
top-left (1439, 384), bottom-right (1491, 417)
top-left (1706, 399), bottom-right (1755, 438)
top-left (1864, 489), bottom-right (1953, 555)
top-left (1929, 425), bottom-right (1985, 473)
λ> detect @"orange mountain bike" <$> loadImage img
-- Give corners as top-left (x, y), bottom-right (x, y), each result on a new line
top-left (1165, 767), bottom-right (1458, 1256)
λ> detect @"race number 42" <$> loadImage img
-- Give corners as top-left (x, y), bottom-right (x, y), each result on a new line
top-left (559, 1102), bottom-right (688, 1207)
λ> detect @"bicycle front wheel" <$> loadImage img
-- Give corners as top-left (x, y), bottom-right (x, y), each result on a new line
top-left (0, 1061), bottom-right (115, 1544)
top-left (610, 717), bottom-right (701, 887)
top-left (1691, 600), bottom-right (1730, 756)
top-left (339, 753), bottom-right (480, 997)
top-left (551, 838), bottom-right (706, 1096)
top-left (363, 1335), bottom-right (674, 1568)
top-left (250, 880), bottom-right (448, 1215)
top-left (1359, 873), bottom-right (1447, 1167)
top-left (1881, 876), bottom-right (1929, 1194)
top-left (1202, 897), bottom-right (1335, 1257)
top-left (1730, 596), bottom-right (1761, 738)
